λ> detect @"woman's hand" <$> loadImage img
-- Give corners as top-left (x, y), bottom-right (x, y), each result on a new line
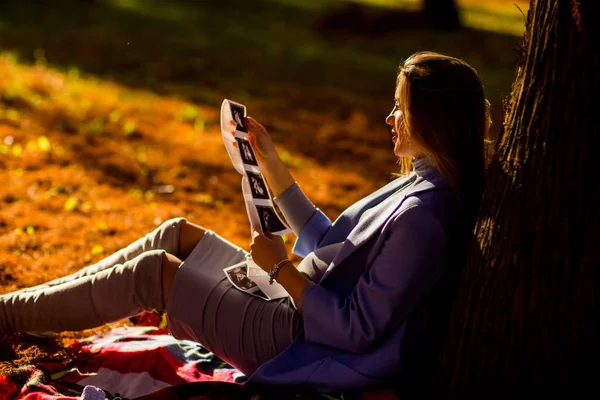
top-left (245, 117), bottom-right (280, 166)
top-left (230, 116), bottom-right (295, 197)
top-left (230, 117), bottom-right (279, 166)
top-left (229, 117), bottom-right (278, 165)
top-left (250, 230), bottom-right (288, 273)
top-left (250, 230), bottom-right (311, 308)
top-left (230, 114), bottom-right (295, 196)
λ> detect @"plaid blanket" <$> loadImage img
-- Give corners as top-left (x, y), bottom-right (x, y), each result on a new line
top-left (0, 313), bottom-right (400, 400)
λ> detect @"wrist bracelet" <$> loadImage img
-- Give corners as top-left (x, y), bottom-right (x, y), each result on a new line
top-left (269, 259), bottom-right (291, 285)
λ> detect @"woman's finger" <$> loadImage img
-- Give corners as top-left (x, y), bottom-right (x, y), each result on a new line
top-left (245, 117), bottom-right (264, 134)
top-left (229, 120), bottom-right (236, 136)
top-left (247, 132), bottom-right (259, 152)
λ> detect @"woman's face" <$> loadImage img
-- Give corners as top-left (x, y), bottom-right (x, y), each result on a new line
top-left (385, 79), bottom-right (421, 158)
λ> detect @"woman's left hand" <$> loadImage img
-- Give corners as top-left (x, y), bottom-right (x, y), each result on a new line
top-left (250, 230), bottom-right (288, 272)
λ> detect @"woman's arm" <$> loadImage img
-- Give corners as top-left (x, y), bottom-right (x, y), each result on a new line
top-left (298, 204), bottom-right (449, 353)
top-left (273, 184), bottom-right (332, 256)
top-left (245, 117), bottom-right (295, 196)
top-left (272, 261), bottom-right (312, 308)
top-left (250, 202), bottom-right (449, 352)
top-left (244, 117), bottom-right (333, 256)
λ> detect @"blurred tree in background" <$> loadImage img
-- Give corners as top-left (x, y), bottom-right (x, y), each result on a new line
top-left (318, 0), bottom-right (462, 34)
top-left (423, 0), bottom-right (460, 30)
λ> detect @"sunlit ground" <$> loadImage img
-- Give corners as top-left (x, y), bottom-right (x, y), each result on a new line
top-left (1, 0), bottom-right (526, 293)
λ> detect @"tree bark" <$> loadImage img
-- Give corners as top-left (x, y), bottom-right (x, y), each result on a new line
top-left (434, 0), bottom-right (599, 397)
top-left (423, 0), bottom-right (461, 30)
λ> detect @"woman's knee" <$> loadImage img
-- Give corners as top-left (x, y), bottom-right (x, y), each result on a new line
top-left (150, 218), bottom-right (188, 256)
top-left (161, 252), bottom-right (182, 311)
top-left (179, 220), bottom-right (208, 260)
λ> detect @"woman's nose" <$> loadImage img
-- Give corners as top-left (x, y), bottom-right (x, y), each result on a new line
top-left (385, 111), bottom-right (394, 126)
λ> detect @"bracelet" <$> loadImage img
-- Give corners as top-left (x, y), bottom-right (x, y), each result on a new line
top-left (269, 259), bottom-right (291, 285)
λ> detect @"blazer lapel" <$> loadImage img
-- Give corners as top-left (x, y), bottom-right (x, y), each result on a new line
top-left (318, 175), bottom-right (418, 248)
top-left (319, 176), bottom-right (440, 283)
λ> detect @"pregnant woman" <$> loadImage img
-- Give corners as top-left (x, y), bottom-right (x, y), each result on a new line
top-left (1, 51), bottom-right (489, 392)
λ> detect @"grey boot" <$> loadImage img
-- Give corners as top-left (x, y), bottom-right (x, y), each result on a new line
top-left (0, 250), bottom-right (167, 334)
top-left (11, 218), bottom-right (186, 295)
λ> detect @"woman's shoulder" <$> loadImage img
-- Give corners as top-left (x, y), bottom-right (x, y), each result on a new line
top-left (381, 174), bottom-right (417, 191)
top-left (404, 183), bottom-right (455, 206)
top-left (399, 186), bottom-right (463, 231)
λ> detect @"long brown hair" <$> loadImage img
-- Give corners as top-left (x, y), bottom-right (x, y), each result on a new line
top-left (397, 51), bottom-right (490, 226)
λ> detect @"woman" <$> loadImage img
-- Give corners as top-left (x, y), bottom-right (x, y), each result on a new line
top-left (0, 52), bottom-right (488, 392)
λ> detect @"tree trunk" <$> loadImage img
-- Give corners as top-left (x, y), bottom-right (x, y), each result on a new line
top-left (423, 0), bottom-right (461, 30)
top-left (434, 0), bottom-right (599, 397)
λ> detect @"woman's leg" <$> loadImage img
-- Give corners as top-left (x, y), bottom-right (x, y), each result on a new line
top-left (161, 252), bottom-right (182, 309)
top-left (164, 230), bottom-right (302, 376)
top-left (0, 250), bottom-right (181, 333)
top-left (178, 220), bottom-right (207, 260)
top-left (0, 218), bottom-right (207, 333)
top-left (10, 218), bottom-right (190, 295)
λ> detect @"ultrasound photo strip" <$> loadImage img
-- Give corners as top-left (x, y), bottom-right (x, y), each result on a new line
top-left (246, 171), bottom-right (270, 200)
top-left (230, 102), bottom-right (248, 133)
top-left (235, 137), bottom-right (290, 234)
top-left (255, 205), bottom-right (289, 234)
top-left (241, 176), bottom-right (291, 235)
top-left (225, 263), bottom-right (257, 291)
top-left (220, 99), bottom-right (292, 300)
top-left (241, 177), bottom-right (262, 233)
top-left (221, 99), bottom-right (291, 236)
top-left (223, 261), bottom-right (270, 300)
top-left (236, 137), bottom-right (259, 167)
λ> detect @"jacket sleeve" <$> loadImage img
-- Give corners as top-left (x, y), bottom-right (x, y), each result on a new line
top-left (299, 204), bottom-right (448, 353)
top-left (274, 183), bottom-right (332, 257)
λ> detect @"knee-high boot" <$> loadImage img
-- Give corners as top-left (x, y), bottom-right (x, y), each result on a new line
top-left (0, 250), bottom-right (167, 334)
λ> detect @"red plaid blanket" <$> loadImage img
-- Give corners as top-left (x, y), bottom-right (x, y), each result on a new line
top-left (0, 313), bottom-right (399, 400)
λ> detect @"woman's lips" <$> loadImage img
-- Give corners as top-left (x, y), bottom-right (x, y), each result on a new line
top-left (391, 130), bottom-right (398, 142)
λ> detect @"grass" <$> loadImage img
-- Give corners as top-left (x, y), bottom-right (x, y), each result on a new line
top-left (1, 0), bottom-right (525, 366)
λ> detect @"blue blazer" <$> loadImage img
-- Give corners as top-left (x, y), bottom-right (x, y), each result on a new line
top-left (247, 162), bottom-right (462, 392)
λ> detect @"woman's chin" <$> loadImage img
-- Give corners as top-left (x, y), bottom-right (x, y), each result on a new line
top-left (395, 152), bottom-right (417, 159)
top-left (394, 149), bottom-right (408, 158)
